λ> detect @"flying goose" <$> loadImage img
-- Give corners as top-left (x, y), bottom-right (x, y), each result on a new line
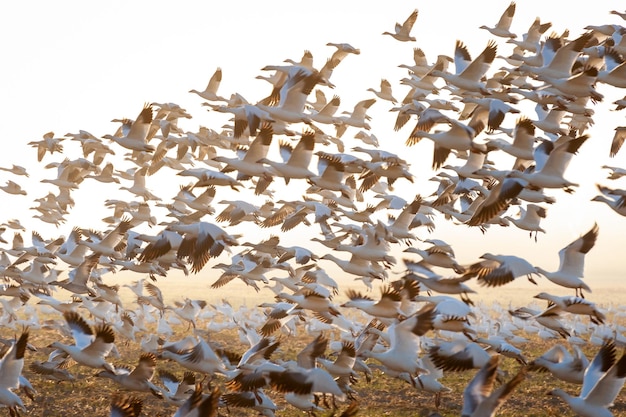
top-left (96, 352), bottom-right (163, 397)
top-left (479, 2), bottom-right (517, 39)
top-left (103, 104), bottom-right (155, 153)
top-left (360, 303), bottom-right (435, 378)
top-left (528, 343), bottom-right (589, 384)
top-left (0, 329), bottom-right (29, 417)
top-left (431, 40), bottom-right (498, 93)
top-left (592, 184), bottom-right (626, 216)
top-left (461, 355), bottom-right (526, 417)
top-left (49, 311), bottom-right (116, 372)
top-left (109, 394), bottom-right (142, 417)
top-left (534, 292), bottom-right (606, 324)
top-left (382, 9), bottom-right (419, 42)
top-left (462, 252), bottom-right (539, 288)
top-left (189, 67), bottom-right (227, 102)
top-left (535, 223), bottom-right (599, 297)
top-left (548, 339), bottom-right (626, 417)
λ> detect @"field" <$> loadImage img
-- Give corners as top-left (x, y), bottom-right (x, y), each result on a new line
top-left (6, 276), bottom-right (626, 417)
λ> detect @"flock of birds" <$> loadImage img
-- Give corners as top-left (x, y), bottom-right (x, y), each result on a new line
top-left (3, 3), bottom-right (626, 417)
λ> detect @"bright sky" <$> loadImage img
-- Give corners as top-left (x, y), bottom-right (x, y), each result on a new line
top-left (2, 1), bottom-right (626, 290)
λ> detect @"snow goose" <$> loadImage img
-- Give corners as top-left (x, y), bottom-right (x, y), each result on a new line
top-left (461, 355), bottom-right (526, 417)
top-left (534, 292), bottom-right (606, 325)
top-left (266, 335), bottom-right (346, 409)
top-left (28, 131), bottom-right (65, 162)
top-left (158, 370), bottom-right (195, 406)
top-left (167, 221), bottom-right (240, 273)
top-left (610, 126), bottom-right (626, 158)
top-left (465, 252), bottom-right (539, 287)
top-left (360, 303), bottom-right (435, 378)
top-left (172, 384), bottom-right (220, 417)
top-left (189, 67), bottom-right (227, 102)
top-left (221, 390), bottom-right (278, 417)
top-left (428, 340), bottom-right (492, 372)
top-left (535, 223), bottom-right (599, 297)
top-left (49, 311), bottom-right (116, 372)
top-left (475, 336), bottom-right (527, 364)
top-left (96, 352), bottom-right (162, 397)
top-left (431, 40), bottom-right (498, 94)
top-left (103, 104), bottom-right (155, 153)
top-left (78, 218), bottom-right (133, 259)
top-left (507, 16), bottom-right (552, 53)
top-left (519, 31), bottom-right (593, 80)
top-left (509, 306), bottom-right (571, 339)
top-left (504, 203), bottom-right (547, 241)
top-left (320, 253), bottom-right (386, 281)
top-left (367, 79), bottom-right (397, 103)
top-left (529, 343), bottom-right (589, 384)
top-left (592, 184), bottom-right (626, 216)
top-left (548, 339), bottom-right (626, 417)
top-left (0, 164), bottom-right (29, 177)
top-left (0, 180), bottom-right (26, 196)
top-left (407, 118), bottom-right (478, 170)
top-left (159, 336), bottom-right (230, 377)
top-left (538, 66), bottom-right (604, 102)
top-left (404, 244), bottom-right (465, 273)
top-left (382, 9), bottom-right (418, 42)
top-left (508, 133), bottom-right (589, 192)
top-left (341, 285), bottom-right (404, 319)
top-left (258, 130), bottom-right (316, 184)
top-left (465, 175), bottom-right (527, 228)
top-left (109, 394), bottom-right (142, 417)
top-left (487, 116), bottom-right (536, 164)
top-left (258, 67), bottom-right (320, 124)
top-left (214, 123), bottom-right (275, 181)
top-left (0, 329), bottom-right (28, 417)
top-left (479, 2), bottom-right (517, 39)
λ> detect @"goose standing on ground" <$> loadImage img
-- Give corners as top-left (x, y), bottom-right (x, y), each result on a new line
top-left (548, 339), bottom-right (626, 417)
top-left (535, 223), bottom-right (599, 297)
top-left (382, 9), bottom-right (419, 42)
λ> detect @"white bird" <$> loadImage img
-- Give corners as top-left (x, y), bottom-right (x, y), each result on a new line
top-left (361, 303), bottom-right (435, 378)
top-left (479, 1), bottom-right (517, 38)
top-left (49, 311), bottom-right (116, 372)
top-left (103, 104), bottom-right (155, 153)
top-left (549, 339), bottom-right (626, 417)
top-left (535, 223), bottom-right (599, 297)
top-left (461, 355), bottom-right (526, 417)
top-left (465, 252), bottom-right (539, 288)
top-left (529, 343), bottom-right (589, 384)
top-left (0, 329), bottom-right (29, 416)
top-left (534, 292), bottom-right (606, 325)
top-left (382, 9), bottom-right (418, 42)
top-left (96, 352), bottom-right (162, 397)
top-left (431, 40), bottom-right (498, 93)
top-left (189, 67), bottom-right (227, 102)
